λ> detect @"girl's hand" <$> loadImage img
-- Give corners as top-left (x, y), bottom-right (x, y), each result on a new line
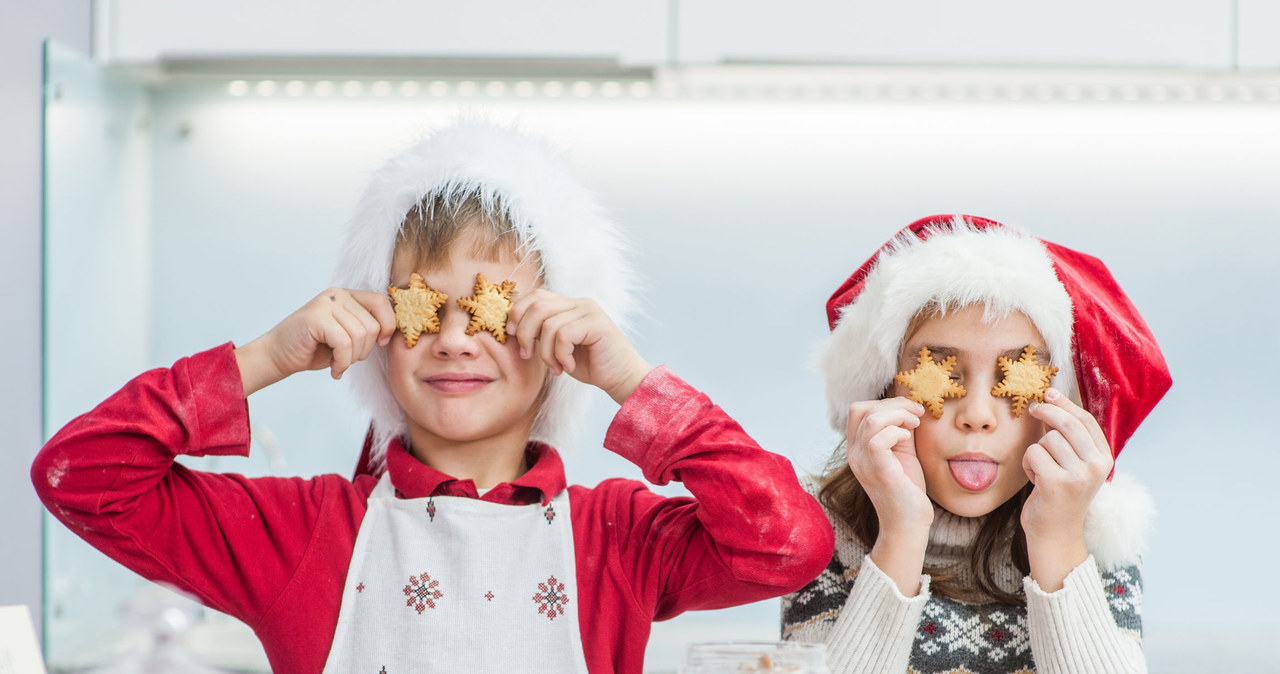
top-left (234, 288), bottom-right (396, 396)
top-left (506, 290), bottom-right (652, 404)
top-left (846, 398), bottom-right (934, 533)
top-left (846, 398), bottom-right (932, 595)
top-left (1021, 387), bottom-right (1113, 589)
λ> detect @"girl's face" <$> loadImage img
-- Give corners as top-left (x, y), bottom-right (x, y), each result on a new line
top-left (895, 305), bottom-right (1048, 518)
top-left (386, 234), bottom-right (547, 457)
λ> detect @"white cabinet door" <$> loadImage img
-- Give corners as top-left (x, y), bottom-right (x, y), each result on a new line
top-left (677, 0), bottom-right (1232, 69)
top-left (1239, 0), bottom-right (1280, 68)
top-left (108, 0), bottom-right (670, 67)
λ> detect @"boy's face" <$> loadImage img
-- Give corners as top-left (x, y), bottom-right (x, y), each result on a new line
top-left (894, 305), bottom-right (1048, 518)
top-left (386, 234), bottom-right (547, 457)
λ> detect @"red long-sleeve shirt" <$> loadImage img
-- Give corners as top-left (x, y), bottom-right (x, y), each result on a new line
top-left (33, 344), bottom-right (833, 673)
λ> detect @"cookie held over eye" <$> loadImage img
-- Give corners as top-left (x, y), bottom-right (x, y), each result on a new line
top-left (991, 345), bottom-right (1059, 418)
top-left (457, 273), bottom-right (517, 344)
top-left (388, 273), bottom-right (449, 348)
top-left (895, 346), bottom-right (967, 419)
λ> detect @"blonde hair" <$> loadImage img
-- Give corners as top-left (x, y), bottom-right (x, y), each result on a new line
top-left (396, 191), bottom-right (532, 273)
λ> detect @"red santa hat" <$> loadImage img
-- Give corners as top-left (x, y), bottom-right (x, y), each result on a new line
top-left (333, 119), bottom-right (635, 470)
top-left (817, 214), bottom-right (1170, 462)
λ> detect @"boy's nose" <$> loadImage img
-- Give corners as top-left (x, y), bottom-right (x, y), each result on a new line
top-left (432, 306), bottom-right (478, 357)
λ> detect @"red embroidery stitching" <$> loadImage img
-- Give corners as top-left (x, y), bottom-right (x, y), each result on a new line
top-left (485, 591), bottom-right (495, 602)
top-left (1114, 585), bottom-right (1127, 594)
top-left (426, 498), bottom-right (437, 522)
top-left (356, 582), bottom-right (365, 593)
top-left (991, 628), bottom-right (1006, 642)
top-left (403, 572), bottom-right (443, 614)
top-left (532, 575), bottom-right (570, 621)
top-left (923, 622), bottom-right (938, 634)
top-left (544, 504), bottom-right (556, 525)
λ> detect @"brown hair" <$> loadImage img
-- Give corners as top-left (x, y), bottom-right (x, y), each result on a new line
top-left (819, 301), bottom-right (1032, 605)
top-left (396, 191), bottom-right (535, 275)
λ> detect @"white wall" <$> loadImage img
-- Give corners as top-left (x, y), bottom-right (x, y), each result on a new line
top-left (0, 0), bottom-right (92, 641)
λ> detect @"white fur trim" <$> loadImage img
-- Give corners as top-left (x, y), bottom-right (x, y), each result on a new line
top-left (817, 217), bottom-right (1077, 432)
top-left (1084, 472), bottom-right (1154, 569)
top-left (332, 119), bottom-right (635, 468)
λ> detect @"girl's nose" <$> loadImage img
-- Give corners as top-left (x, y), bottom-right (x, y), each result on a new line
top-left (953, 388), bottom-right (999, 432)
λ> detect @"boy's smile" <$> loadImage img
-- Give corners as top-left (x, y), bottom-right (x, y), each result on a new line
top-left (895, 305), bottom-right (1049, 518)
top-left (422, 371), bottom-right (496, 394)
top-left (386, 233), bottom-right (547, 482)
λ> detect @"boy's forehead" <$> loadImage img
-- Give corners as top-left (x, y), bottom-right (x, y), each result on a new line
top-left (390, 242), bottom-right (539, 282)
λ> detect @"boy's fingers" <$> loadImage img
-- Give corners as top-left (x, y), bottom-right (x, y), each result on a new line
top-left (323, 321), bottom-right (355, 379)
top-left (537, 312), bottom-right (577, 374)
top-left (350, 290), bottom-right (397, 344)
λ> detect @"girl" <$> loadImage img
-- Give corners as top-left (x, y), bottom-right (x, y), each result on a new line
top-left (34, 120), bottom-right (833, 673)
top-left (782, 215), bottom-right (1170, 673)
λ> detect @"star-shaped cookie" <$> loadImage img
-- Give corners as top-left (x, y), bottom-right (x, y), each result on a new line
top-left (895, 346), bottom-right (967, 419)
top-left (388, 272), bottom-right (448, 348)
top-left (457, 273), bottom-right (517, 344)
top-left (991, 345), bottom-right (1059, 417)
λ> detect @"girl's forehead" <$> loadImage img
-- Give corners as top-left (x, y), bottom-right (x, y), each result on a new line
top-left (905, 307), bottom-right (1046, 353)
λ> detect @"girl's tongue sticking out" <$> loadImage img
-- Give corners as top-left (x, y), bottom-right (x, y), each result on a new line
top-left (948, 458), bottom-right (999, 491)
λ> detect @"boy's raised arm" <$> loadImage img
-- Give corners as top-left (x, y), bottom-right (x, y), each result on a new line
top-left (31, 343), bottom-right (361, 627)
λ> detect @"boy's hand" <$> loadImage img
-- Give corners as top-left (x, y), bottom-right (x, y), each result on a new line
top-left (506, 290), bottom-right (651, 404)
top-left (846, 398), bottom-right (932, 596)
top-left (1021, 387), bottom-right (1113, 590)
top-left (234, 288), bottom-right (396, 396)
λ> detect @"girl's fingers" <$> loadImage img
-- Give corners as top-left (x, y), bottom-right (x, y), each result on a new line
top-left (1022, 443), bottom-right (1060, 486)
top-left (1035, 429), bottom-right (1083, 472)
top-left (861, 426), bottom-right (911, 476)
top-left (1035, 388), bottom-right (1111, 461)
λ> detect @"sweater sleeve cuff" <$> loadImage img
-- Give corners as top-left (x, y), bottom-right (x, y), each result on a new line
top-left (823, 555), bottom-right (929, 672)
top-left (1024, 555), bottom-right (1144, 673)
top-left (603, 366), bottom-right (703, 484)
top-left (177, 343), bottom-right (252, 457)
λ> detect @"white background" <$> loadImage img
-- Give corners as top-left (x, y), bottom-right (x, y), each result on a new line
top-left (17, 0), bottom-right (1280, 672)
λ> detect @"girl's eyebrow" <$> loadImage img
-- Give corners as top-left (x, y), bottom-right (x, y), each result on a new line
top-left (917, 345), bottom-right (958, 359)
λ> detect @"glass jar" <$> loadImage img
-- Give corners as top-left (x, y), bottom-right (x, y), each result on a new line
top-left (681, 641), bottom-right (829, 673)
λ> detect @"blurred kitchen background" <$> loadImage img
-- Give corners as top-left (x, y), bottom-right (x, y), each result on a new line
top-left (5, 1), bottom-right (1280, 672)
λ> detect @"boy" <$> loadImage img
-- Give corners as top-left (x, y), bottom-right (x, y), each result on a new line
top-left (34, 121), bottom-right (833, 672)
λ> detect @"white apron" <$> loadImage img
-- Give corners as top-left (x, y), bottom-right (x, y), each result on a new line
top-left (323, 474), bottom-right (589, 673)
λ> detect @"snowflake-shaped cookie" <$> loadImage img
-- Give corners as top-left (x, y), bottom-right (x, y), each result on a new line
top-left (388, 272), bottom-right (448, 348)
top-left (895, 346), bottom-right (967, 419)
top-left (457, 273), bottom-right (517, 344)
top-left (991, 345), bottom-right (1059, 417)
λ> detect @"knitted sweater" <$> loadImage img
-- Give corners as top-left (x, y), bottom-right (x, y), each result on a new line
top-left (782, 475), bottom-right (1152, 674)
